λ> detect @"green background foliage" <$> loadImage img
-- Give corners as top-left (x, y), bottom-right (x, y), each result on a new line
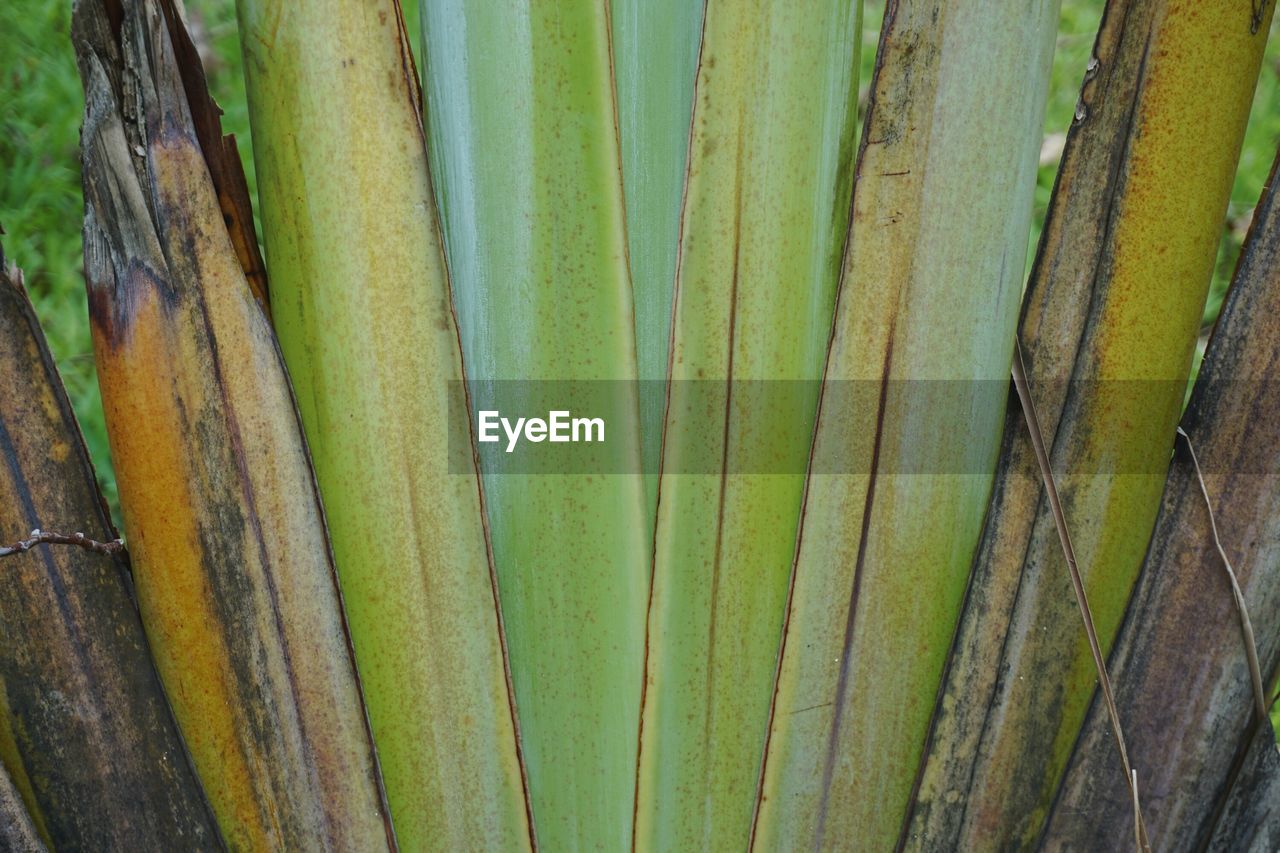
top-left (1, 0), bottom-right (1276, 514)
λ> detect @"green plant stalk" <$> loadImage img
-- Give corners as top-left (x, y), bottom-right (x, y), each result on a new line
top-left (904, 1), bottom-right (1276, 847)
top-left (1044, 144), bottom-right (1280, 849)
top-left (420, 2), bottom-right (649, 848)
top-left (752, 0), bottom-right (1060, 847)
top-left (0, 253), bottom-right (219, 851)
top-left (635, 0), bottom-right (861, 848)
top-left (611, 0), bottom-right (704, 523)
top-left (236, 0), bottom-right (532, 848)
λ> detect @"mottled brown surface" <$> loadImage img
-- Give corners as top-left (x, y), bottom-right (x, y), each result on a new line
top-left (904, 0), bottom-right (1274, 847)
top-left (1044, 148), bottom-right (1280, 851)
top-left (0, 254), bottom-right (220, 850)
top-left (1207, 725), bottom-right (1280, 852)
top-left (74, 1), bottom-right (392, 848)
top-left (0, 759), bottom-right (42, 853)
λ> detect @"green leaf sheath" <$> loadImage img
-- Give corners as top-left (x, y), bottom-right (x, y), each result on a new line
top-left (420, 2), bottom-right (648, 849)
top-left (0, 257), bottom-right (219, 851)
top-left (611, 0), bottom-right (704, 524)
top-left (1045, 144), bottom-right (1280, 849)
top-left (904, 1), bottom-right (1275, 847)
top-left (635, 0), bottom-right (861, 849)
top-left (236, 1), bottom-right (533, 849)
top-left (754, 0), bottom-right (1060, 848)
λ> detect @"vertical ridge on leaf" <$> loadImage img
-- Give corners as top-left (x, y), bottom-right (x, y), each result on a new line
top-left (421, 2), bottom-right (650, 847)
top-left (635, 0), bottom-right (862, 847)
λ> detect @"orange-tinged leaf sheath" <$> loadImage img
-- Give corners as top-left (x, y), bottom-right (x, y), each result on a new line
top-left (74, 2), bottom-right (392, 848)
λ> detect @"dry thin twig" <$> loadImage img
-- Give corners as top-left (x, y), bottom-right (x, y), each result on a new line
top-left (0, 529), bottom-right (125, 559)
top-left (1010, 341), bottom-right (1150, 852)
top-left (1131, 769), bottom-right (1141, 853)
top-left (1176, 426), bottom-right (1268, 725)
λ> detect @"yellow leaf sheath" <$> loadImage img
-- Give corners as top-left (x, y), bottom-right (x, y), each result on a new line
top-left (1045, 141), bottom-right (1280, 849)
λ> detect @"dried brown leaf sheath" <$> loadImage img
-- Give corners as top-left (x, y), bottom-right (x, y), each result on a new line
top-left (0, 758), bottom-right (42, 853)
top-left (905, 0), bottom-right (1273, 846)
top-left (74, 0), bottom-right (392, 848)
top-left (0, 255), bottom-right (220, 850)
top-left (1045, 148), bottom-right (1280, 851)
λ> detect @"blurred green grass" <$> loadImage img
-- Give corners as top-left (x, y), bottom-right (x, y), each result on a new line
top-left (1, 0), bottom-right (1276, 519)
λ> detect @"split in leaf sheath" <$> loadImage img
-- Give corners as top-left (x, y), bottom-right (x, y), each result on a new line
top-left (636, 0), bottom-right (862, 847)
top-left (612, 0), bottom-right (705, 526)
top-left (754, 0), bottom-right (1061, 847)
